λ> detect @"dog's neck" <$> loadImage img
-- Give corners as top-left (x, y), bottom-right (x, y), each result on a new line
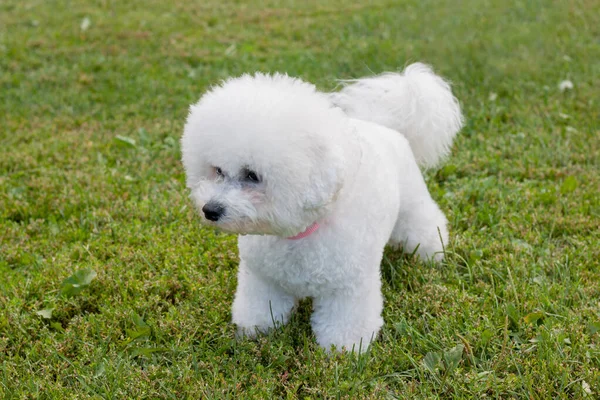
top-left (286, 221), bottom-right (320, 240)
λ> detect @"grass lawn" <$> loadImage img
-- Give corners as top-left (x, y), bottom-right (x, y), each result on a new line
top-left (1, 0), bottom-right (599, 398)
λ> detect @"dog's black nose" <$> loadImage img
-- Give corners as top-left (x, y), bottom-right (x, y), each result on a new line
top-left (202, 202), bottom-right (225, 221)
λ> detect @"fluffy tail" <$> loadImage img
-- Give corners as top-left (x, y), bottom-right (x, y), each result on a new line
top-left (329, 63), bottom-right (464, 168)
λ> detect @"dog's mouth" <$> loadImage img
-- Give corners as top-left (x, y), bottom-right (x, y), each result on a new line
top-left (203, 216), bottom-right (274, 236)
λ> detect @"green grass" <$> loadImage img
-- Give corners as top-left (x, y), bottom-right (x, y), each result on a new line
top-left (1, 0), bottom-right (599, 398)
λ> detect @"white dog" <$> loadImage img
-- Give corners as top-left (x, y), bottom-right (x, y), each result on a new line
top-left (181, 63), bottom-right (463, 353)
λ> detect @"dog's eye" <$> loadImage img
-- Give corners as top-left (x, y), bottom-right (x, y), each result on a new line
top-left (243, 169), bottom-right (260, 183)
top-left (214, 166), bottom-right (224, 177)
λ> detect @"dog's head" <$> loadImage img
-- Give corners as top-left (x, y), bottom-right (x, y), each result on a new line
top-left (181, 73), bottom-right (348, 237)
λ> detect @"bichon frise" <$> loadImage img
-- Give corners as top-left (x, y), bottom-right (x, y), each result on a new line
top-left (181, 63), bottom-right (463, 353)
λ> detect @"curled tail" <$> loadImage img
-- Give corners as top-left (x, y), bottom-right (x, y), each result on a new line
top-left (329, 63), bottom-right (464, 168)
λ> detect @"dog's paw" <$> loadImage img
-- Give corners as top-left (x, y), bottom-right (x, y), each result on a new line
top-left (417, 245), bottom-right (446, 263)
top-left (234, 321), bottom-right (283, 340)
top-left (235, 325), bottom-right (261, 340)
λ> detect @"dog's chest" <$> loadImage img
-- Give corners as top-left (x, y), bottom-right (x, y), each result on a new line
top-left (237, 235), bottom-right (366, 297)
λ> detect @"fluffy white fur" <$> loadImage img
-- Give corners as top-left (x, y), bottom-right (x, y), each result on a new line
top-left (181, 63), bottom-right (463, 353)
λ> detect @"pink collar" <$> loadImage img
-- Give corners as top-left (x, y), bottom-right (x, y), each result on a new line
top-left (286, 222), bottom-right (320, 240)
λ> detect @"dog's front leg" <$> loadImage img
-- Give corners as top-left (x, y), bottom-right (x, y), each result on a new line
top-left (232, 261), bottom-right (296, 338)
top-left (311, 276), bottom-right (384, 353)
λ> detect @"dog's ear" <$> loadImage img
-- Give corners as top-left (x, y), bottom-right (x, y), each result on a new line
top-left (302, 144), bottom-right (345, 210)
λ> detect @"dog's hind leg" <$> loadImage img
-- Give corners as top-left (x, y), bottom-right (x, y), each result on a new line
top-left (232, 261), bottom-right (296, 338)
top-left (388, 175), bottom-right (448, 262)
